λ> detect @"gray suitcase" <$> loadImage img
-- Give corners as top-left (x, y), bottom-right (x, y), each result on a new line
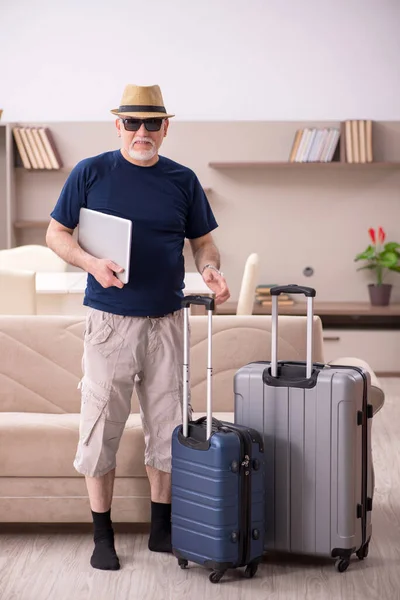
top-left (234, 284), bottom-right (373, 572)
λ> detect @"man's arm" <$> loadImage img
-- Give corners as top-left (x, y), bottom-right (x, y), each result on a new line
top-left (189, 233), bottom-right (230, 305)
top-left (46, 218), bottom-right (124, 289)
top-left (46, 218), bottom-right (95, 271)
top-left (189, 232), bottom-right (220, 274)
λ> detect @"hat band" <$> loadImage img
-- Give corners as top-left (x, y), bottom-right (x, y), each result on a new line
top-left (119, 105), bottom-right (166, 114)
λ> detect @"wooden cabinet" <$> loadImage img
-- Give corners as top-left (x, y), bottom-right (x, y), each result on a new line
top-left (323, 329), bottom-right (400, 374)
top-left (216, 301), bottom-right (400, 375)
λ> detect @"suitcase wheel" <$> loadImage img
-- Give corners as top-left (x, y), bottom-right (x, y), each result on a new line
top-left (178, 558), bottom-right (188, 569)
top-left (209, 570), bottom-right (225, 584)
top-left (244, 563), bottom-right (258, 579)
top-left (335, 558), bottom-right (350, 573)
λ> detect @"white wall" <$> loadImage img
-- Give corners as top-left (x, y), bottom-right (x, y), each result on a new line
top-left (2, 0), bottom-right (400, 304)
top-left (1, 0), bottom-right (399, 122)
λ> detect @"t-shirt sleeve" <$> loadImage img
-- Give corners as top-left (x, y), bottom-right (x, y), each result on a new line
top-left (50, 161), bottom-right (88, 229)
top-left (185, 175), bottom-right (218, 239)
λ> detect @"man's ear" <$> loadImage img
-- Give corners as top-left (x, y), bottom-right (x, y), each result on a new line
top-left (116, 118), bottom-right (122, 137)
top-left (163, 118), bottom-right (170, 137)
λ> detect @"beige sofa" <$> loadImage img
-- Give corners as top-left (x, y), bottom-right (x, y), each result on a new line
top-left (0, 314), bottom-right (384, 523)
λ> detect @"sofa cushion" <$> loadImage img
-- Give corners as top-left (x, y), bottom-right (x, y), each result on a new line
top-left (0, 412), bottom-right (234, 478)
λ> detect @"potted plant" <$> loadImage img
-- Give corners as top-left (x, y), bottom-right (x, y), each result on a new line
top-left (354, 227), bottom-right (400, 305)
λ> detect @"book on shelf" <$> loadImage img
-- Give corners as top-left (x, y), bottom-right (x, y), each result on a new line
top-left (258, 299), bottom-right (295, 306)
top-left (289, 127), bottom-right (340, 163)
top-left (12, 126), bottom-right (63, 170)
top-left (343, 119), bottom-right (373, 163)
top-left (352, 121), bottom-right (360, 163)
top-left (254, 284), bottom-right (295, 306)
top-left (25, 128), bottom-right (45, 169)
top-left (18, 127), bottom-right (39, 169)
top-left (289, 120), bottom-right (374, 164)
top-left (12, 128), bottom-right (31, 170)
top-left (31, 128), bottom-right (53, 169)
top-left (255, 284), bottom-right (277, 294)
top-left (38, 128), bottom-right (63, 169)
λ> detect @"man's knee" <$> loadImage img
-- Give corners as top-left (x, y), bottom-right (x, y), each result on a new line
top-left (74, 457), bottom-right (116, 478)
top-left (145, 455), bottom-right (172, 474)
top-left (74, 416), bottom-right (125, 477)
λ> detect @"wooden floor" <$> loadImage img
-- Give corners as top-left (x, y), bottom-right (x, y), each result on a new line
top-left (0, 378), bottom-right (399, 600)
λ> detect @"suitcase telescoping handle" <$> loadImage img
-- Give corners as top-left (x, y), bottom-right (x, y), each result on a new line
top-left (181, 295), bottom-right (215, 440)
top-left (270, 285), bottom-right (316, 379)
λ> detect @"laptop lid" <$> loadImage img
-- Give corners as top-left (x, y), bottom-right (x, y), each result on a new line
top-left (78, 208), bottom-right (132, 284)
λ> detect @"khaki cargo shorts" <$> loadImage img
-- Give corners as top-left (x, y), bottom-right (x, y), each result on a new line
top-left (73, 307), bottom-right (191, 477)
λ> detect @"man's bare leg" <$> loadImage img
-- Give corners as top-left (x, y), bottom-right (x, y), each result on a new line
top-left (146, 466), bottom-right (171, 502)
top-left (146, 466), bottom-right (172, 552)
top-left (86, 469), bottom-right (120, 570)
top-left (86, 468), bottom-right (116, 511)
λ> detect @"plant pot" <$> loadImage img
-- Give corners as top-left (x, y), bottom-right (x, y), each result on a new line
top-left (368, 283), bottom-right (392, 306)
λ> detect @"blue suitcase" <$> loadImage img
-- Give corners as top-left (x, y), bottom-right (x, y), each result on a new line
top-left (171, 296), bottom-right (265, 584)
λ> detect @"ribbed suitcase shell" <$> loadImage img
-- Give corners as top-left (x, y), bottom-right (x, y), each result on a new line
top-left (234, 361), bottom-right (373, 569)
top-left (171, 420), bottom-right (265, 578)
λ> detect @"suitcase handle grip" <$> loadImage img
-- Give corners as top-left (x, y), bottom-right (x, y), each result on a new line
top-left (196, 416), bottom-right (223, 430)
top-left (182, 295), bottom-right (215, 310)
top-left (270, 284), bottom-right (316, 298)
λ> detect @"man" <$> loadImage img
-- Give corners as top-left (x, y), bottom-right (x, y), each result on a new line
top-left (46, 84), bottom-right (230, 571)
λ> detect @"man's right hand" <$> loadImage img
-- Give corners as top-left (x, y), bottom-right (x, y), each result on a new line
top-left (90, 259), bottom-right (125, 289)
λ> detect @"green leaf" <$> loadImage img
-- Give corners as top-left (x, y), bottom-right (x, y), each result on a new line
top-left (385, 242), bottom-right (400, 252)
top-left (365, 245), bottom-right (376, 257)
top-left (354, 246), bottom-right (376, 261)
top-left (356, 265), bottom-right (376, 271)
top-left (379, 250), bottom-right (399, 268)
top-left (389, 265), bottom-right (400, 273)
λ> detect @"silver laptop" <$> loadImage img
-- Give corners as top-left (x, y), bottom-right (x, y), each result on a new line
top-left (78, 208), bottom-right (132, 284)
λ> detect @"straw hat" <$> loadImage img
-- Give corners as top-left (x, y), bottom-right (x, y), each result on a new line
top-left (111, 84), bottom-right (174, 119)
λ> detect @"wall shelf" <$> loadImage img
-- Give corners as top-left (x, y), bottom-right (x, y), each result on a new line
top-left (216, 301), bottom-right (400, 375)
top-left (15, 167), bottom-right (73, 173)
top-left (209, 161), bottom-right (400, 169)
top-left (14, 220), bottom-right (49, 229)
top-left (216, 300), bottom-right (400, 317)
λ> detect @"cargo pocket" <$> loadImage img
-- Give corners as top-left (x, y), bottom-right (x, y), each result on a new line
top-left (86, 320), bottom-right (123, 358)
top-left (103, 420), bottom-right (126, 459)
top-left (80, 377), bottom-right (110, 446)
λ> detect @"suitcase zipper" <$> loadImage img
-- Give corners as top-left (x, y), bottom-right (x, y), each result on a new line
top-left (241, 448), bottom-right (251, 566)
top-left (328, 364), bottom-right (370, 553)
top-left (221, 425), bottom-right (252, 566)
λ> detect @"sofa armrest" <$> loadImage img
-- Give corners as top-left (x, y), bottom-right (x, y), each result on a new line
top-left (328, 356), bottom-right (385, 416)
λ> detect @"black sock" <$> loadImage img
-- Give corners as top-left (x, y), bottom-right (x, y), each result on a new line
top-left (148, 501), bottom-right (172, 553)
top-left (90, 509), bottom-right (120, 570)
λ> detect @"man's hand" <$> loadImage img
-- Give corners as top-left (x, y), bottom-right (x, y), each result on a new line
top-left (90, 259), bottom-right (125, 289)
top-left (202, 268), bottom-right (230, 305)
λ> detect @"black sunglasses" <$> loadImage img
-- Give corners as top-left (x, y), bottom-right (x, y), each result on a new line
top-left (121, 118), bottom-right (164, 132)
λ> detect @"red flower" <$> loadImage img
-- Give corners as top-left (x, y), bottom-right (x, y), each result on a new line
top-left (378, 227), bottom-right (386, 244)
top-left (368, 228), bottom-right (376, 244)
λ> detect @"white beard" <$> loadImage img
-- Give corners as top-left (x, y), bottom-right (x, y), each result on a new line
top-left (128, 137), bottom-right (157, 161)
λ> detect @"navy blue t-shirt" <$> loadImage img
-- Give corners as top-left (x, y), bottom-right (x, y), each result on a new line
top-left (50, 150), bottom-right (218, 316)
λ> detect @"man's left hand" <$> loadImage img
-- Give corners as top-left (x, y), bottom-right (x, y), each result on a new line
top-left (202, 268), bottom-right (230, 305)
